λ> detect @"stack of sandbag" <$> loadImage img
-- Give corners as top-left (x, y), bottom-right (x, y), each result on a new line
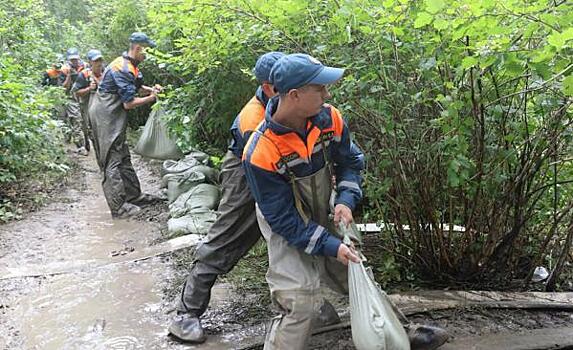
top-left (163, 150), bottom-right (222, 236)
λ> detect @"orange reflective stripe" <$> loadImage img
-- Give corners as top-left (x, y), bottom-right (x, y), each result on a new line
top-left (329, 105), bottom-right (344, 136)
top-left (109, 56), bottom-right (138, 76)
top-left (245, 131), bottom-right (281, 172)
top-left (238, 97), bottom-right (265, 135)
top-left (46, 69), bottom-right (60, 78)
top-left (246, 106), bottom-right (344, 172)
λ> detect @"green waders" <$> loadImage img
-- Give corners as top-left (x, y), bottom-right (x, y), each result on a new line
top-left (77, 91), bottom-right (94, 152)
top-left (257, 136), bottom-right (352, 350)
top-left (65, 97), bottom-right (85, 149)
top-left (176, 151), bottom-right (261, 316)
top-left (88, 92), bottom-right (142, 215)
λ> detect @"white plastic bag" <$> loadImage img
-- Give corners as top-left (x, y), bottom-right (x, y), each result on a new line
top-left (349, 260), bottom-right (410, 350)
top-left (134, 105), bottom-right (184, 160)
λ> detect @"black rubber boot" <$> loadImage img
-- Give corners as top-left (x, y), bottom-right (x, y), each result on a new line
top-left (407, 324), bottom-right (449, 350)
top-left (130, 193), bottom-right (164, 206)
top-left (168, 314), bottom-right (207, 344)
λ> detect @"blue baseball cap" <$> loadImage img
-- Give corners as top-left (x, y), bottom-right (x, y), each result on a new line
top-left (66, 48), bottom-right (80, 60)
top-left (129, 32), bottom-right (156, 48)
top-left (86, 49), bottom-right (103, 62)
top-left (269, 53), bottom-right (345, 94)
top-left (253, 51), bottom-right (285, 83)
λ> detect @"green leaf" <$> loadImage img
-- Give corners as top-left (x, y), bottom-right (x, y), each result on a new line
top-left (414, 12), bottom-right (433, 28)
top-left (433, 18), bottom-right (448, 30)
top-left (425, 0), bottom-right (445, 14)
top-left (548, 28), bottom-right (573, 50)
top-left (563, 75), bottom-right (573, 96)
top-left (461, 56), bottom-right (478, 69)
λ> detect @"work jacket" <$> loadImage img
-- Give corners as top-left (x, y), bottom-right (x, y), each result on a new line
top-left (229, 86), bottom-right (268, 158)
top-left (98, 53), bottom-right (143, 103)
top-left (243, 97), bottom-right (364, 257)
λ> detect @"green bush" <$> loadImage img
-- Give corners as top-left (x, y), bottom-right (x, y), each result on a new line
top-left (141, 0), bottom-right (573, 287)
top-left (0, 0), bottom-right (69, 188)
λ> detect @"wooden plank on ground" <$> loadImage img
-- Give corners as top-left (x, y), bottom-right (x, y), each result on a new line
top-left (440, 327), bottom-right (573, 350)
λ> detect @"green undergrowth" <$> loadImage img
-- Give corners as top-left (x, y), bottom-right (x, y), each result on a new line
top-left (0, 153), bottom-right (75, 224)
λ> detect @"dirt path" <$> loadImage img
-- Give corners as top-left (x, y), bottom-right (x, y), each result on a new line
top-left (0, 154), bottom-right (198, 349)
top-left (2, 153), bottom-right (572, 350)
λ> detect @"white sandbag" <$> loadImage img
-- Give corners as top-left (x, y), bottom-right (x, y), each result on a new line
top-left (167, 209), bottom-right (218, 235)
top-left (134, 105), bottom-right (184, 160)
top-left (169, 184), bottom-right (221, 218)
top-left (349, 260), bottom-right (410, 350)
top-left (166, 171), bottom-right (206, 203)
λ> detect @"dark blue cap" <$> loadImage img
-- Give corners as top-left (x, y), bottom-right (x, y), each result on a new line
top-left (253, 52), bottom-right (285, 83)
top-left (66, 47), bottom-right (80, 60)
top-left (86, 49), bottom-right (103, 61)
top-left (129, 32), bottom-right (156, 48)
top-left (270, 53), bottom-right (345, 93)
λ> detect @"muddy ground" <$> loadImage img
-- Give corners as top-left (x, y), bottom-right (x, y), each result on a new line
top-left (1, 151), bottom-right (572, 350)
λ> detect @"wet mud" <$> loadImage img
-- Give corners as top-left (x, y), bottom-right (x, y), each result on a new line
top-left (0, 154), bottom-right (188, 349)
top-left (1, 152), bottom-right (572, 350)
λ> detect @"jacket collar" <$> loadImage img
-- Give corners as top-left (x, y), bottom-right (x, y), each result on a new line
top-left (255, 86), bottom-right (269, 107)
top-left (122, 52), bottom-right (140, 67)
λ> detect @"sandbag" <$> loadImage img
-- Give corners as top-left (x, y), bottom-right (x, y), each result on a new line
top-left (161, 158), bottom-right (199, 178)
top-left (349, 259), bottom-right (410, 350)
top-left (188, 165), bottom-right (219, 184)
top-left (184, 150), bottom-right (210, 165)
top-left (167, 208), bottom-right (218, 235)
top-left (169, 183), bottom-right (221, 218)
top-left (166, 171), bottom-right (206, 203)
top-left (134, 105), bottom-right (184, 160)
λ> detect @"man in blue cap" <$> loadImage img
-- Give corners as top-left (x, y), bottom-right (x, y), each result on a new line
top-left (89, 32), bottom-right (163, 218)
top-left (243, 54), bottom-right (448, 350)
top-left (60, 47), bottom-right (87, 154)
top-left (168, 51), bottom-right (288, 344)
top-left (242, 53), bottom-right (364, 349)
top-left (72, 49), bottom-right (105, 156)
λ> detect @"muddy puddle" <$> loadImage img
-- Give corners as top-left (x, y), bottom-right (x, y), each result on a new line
top-left (0, 154), bottom-right (245, 350)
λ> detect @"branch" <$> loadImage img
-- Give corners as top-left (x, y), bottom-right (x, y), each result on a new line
top-left (485, 64), bottom-right (573, 108)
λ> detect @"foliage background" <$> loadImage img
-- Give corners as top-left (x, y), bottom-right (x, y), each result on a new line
top-left (1, 0), bottom-right (572, 288)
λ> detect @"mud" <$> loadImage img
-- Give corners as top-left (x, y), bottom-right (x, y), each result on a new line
top-left (2, 151), bottom-right (572, 350)
top-left (0, 153), bottom-right (186, 349)
top-left (306, 308), bottom-right (573, 350)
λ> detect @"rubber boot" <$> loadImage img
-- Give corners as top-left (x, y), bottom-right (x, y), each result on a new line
top-left (130, 193), bottom-right (164, 207)
top-left (168, 314), bottom-right (206, 344)
top-left (112, 202), bottom-right (141, 219)
top-left (407, 324), bottom-right (450, 350)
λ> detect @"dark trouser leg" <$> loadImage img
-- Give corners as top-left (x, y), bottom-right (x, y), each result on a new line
top-left (102, 140), bottom-right (128, 214)
top-left (118, 141), bottom-right (142, 202)
top-left (177, 152), bottom-right (261, 317)
top-left (66, 100), bottom-right (83, 148)
top-left (79, 103), bottom-right (91, 151)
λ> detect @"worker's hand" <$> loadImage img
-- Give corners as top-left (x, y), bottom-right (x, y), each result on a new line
top-left (152, 84), bottom-right (164, 93)
top-left (336, 243), bottom-right (360, 266)
top-left (333, 204), bottom-right (353, 226)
